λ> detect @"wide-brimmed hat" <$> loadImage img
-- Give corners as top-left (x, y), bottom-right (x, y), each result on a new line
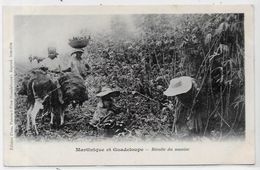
top-left (31, 69), bottom-right (47, 75)
top-left (96, 87), bottom-right (120, 98)
top-left (71, 49), bottom-right (84, 56)
top-left (163, 76), bottom-right (193, 97)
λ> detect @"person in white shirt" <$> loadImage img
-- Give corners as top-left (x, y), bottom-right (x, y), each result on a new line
top-left (36, 48), bottom-right (64, 104)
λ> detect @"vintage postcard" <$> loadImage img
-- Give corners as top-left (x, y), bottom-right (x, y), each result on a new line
top-left (3, 5), bottom-right (255, 166)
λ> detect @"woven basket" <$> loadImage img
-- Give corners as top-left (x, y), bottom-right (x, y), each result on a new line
top-left (69, 38), bottom-right (89, 49)
top-left (48, 53), bottom-right (57, 59)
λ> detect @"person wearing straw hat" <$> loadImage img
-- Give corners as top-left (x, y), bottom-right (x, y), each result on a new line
top-left (163, 76), bottom-right (205, 134)
top-left (63, 48), bottom-right (90, 80)
top-left (163, 76), bottom-right (199, 106)
top-left (89, 87), bottom-right (122, 137)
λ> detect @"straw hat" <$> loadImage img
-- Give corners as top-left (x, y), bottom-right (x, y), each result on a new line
top-left (96, 87), bottom-right (120, 98)
top-left (163, 76), bottom-right (193, 97)
top-left (31, 69), bottom-right (47, 75)
top-left (71, 49), bottom-right (84, 56)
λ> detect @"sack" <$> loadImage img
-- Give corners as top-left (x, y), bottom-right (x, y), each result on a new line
top-left (58, 73), bottom-right (88, 105)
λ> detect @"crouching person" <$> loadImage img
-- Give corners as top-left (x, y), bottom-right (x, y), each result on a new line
top-left (163, 76), bottom-right (206, 134)
top-left (89, 87), bottom-right (123, 137)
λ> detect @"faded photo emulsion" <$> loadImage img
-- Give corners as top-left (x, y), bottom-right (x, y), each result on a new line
top-left (3, 6), bottom-right (255, 166)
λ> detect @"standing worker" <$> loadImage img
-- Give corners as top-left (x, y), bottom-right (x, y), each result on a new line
top-left (66, 36), bottom-right (91, 80)
top-left (68, 49), bottom-right (90, 80)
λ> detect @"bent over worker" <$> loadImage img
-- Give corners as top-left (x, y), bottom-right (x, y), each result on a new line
top-left (163, 76), bottom-right (206, 134)
top-left (89, 87), bottom-right (124, 137)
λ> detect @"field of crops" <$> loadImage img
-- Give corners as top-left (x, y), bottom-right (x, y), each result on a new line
top-left (14, 14), bottom-right (245, 141)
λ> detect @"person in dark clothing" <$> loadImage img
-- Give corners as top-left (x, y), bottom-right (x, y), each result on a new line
top-left (163, 76), bottom-right (206, 134)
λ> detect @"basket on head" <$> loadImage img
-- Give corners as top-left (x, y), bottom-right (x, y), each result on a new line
top-left (68, 36), bottom-right (90, 49)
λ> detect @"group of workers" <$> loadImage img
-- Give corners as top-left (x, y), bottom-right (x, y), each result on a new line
top-left (28, 42), bottom-right (203, 137)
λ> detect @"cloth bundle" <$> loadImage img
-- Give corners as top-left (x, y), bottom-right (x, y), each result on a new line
top-left (58, 73), bottom-right (88, 107)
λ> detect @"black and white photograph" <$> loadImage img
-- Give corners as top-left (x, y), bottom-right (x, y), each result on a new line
top-left (14, 13), bottom-right (246, 141)
top-left (2, 5), bottom-right (255, 166)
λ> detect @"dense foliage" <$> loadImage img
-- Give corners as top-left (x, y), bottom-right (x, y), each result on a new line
top-left (15, 14), bottom-right (245, 140)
